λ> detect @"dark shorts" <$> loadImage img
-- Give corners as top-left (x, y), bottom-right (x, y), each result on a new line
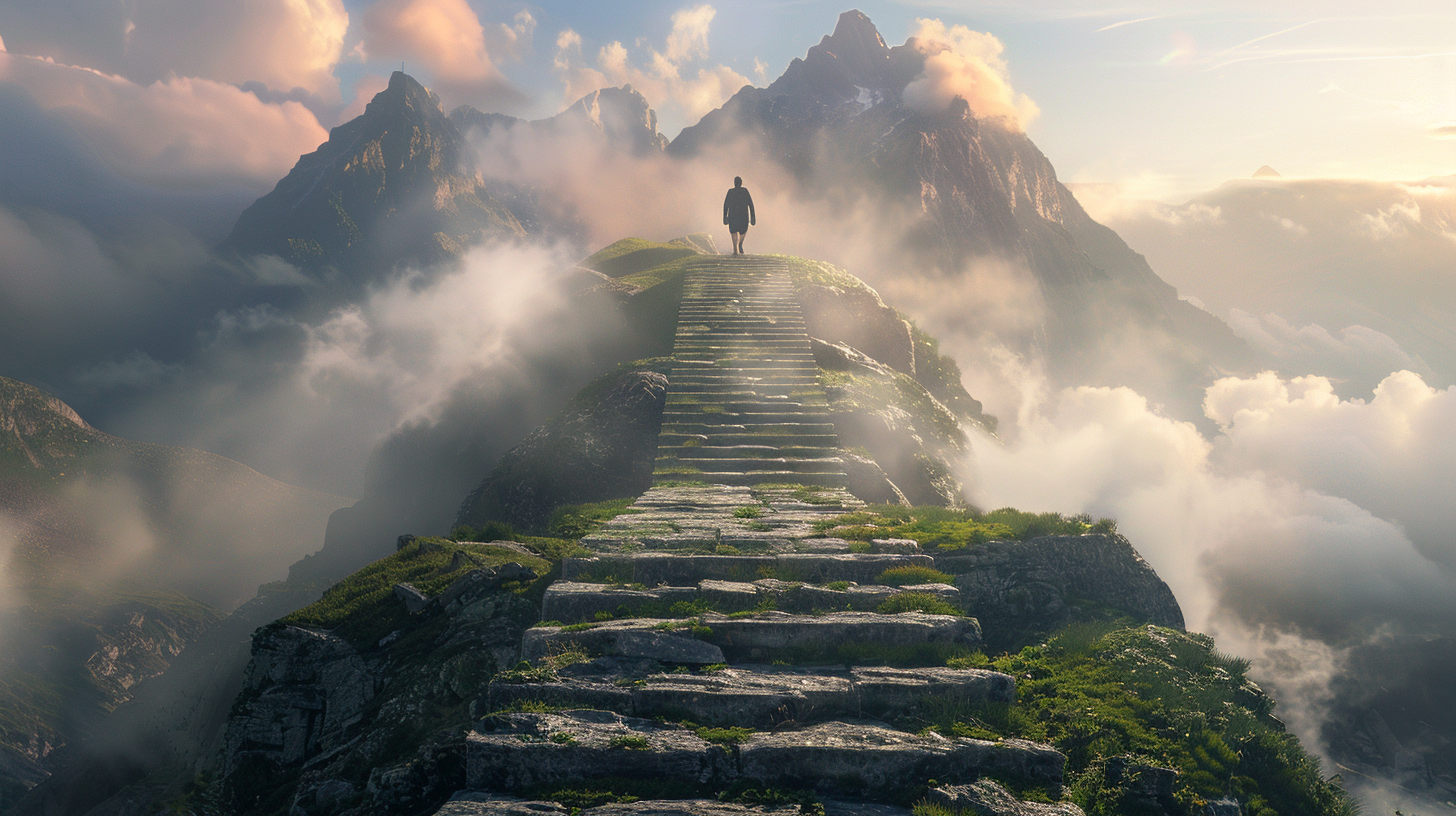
top-left (728, 217), bottom-right (750, 234)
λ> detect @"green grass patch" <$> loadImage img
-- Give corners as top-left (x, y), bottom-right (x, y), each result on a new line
top-left (876, 566), bottom-right (953, 586)
top-left (877, 592), bottom-right (960, 616)
top-left (914, 624), bottom-right (1354, 816)
top-left (580, 238), bottom-right (699, 278)
top-left (608, 734), bottom-right (651, 750)
top-left (279, 539), bottom-right (549, 647)
top-left (811, 504), bottom-right (1116, 552)
top-left (695, 726), bottom-right (756, 745)
top-left (545, 498), bottom-right (638, 540)
top-left (732, 505), bottom-right (762, 519)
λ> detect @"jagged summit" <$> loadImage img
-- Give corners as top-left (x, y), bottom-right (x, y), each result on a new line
top-left (220, 71), bottom-right (522, 277)
top-left (451, 84), bottom-right (668, 155)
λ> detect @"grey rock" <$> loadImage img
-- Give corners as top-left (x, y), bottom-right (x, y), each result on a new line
top-left (397, 534), bottom-right (418, 551)
top-left (220, 626), bottom-right (375, 778)
top-left (522, 623), bottom-right (725, 665)
top-left (394, 582), bottom-right (432, 614)
top-left (697, 580), bottom-right (761, 610)
top-left (840, 450), bottom-right (910, 506)
top-left (1104, 757), bottom-right (1179, 814)
top-left (430, 792), bottom-right (568, 815)
top-left (466, 711), bottom-right (729, 791)
top-left (926, 781), bottom-right (1085, 815)
top-left (821, 801), bottom-right (912, 816)
top-left (737, 721), bottom-right (1064, 792)
top-left (631, 667), bottom-right (856, 725)
top-left (541, 582), bottom-right (699, 623)
top-left (563, 553), bottom-right (932, 589)
top-left (585, 802), bottom-right (800, 816)
top-left (852, 667), bottom-right (1015, 715)
top-left (496, 562), bottom-right (538, 583)
top-left (1204, 799), bottom-right (1241, 816)
top-left (940, 534), bottom-right (1183, 651)
top-left (870, 538), bottom-right (921, 553)
top-left (703, 610), bottom-right (980, 661)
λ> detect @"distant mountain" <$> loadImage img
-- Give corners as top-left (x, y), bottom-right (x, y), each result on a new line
top-left (670, 10), bottom-right (1255, 411)
top-left (219, 72), bottom-right (524, 277)
top-left (1252, 165), bottom-right (1282, 178)
top-left (0, 374), bottom-right (348, 607)
top-left (451, 84), bottom-right (669, 156)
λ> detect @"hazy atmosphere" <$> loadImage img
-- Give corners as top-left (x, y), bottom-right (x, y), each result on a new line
top-left (0, 1), bottom-right (1452, 814)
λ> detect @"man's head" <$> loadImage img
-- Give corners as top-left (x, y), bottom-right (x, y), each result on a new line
top-left (734, 176), bottom-right (742, 187)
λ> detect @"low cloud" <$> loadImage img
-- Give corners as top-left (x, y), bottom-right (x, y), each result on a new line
top-left (552, 5), bottom-right (750, 134)
top-left (965, 370), bottom-right (1456, 645)
top-left (1227, 310), bottom-right (1432, 393)
top-left (0, 53), bottom-right (327, 189)
top-left (903, 19), bottom-right (1039, 129)
top-left (361, 0), bottom-right (525, 109)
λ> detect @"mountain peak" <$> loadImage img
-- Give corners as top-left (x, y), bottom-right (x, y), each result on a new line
top-left (1252, 165), bottom-right (1282, 178)
top-left (830, 9), bottom-right (887, 53)
top-left (368, 71), bottom-right (446, 119)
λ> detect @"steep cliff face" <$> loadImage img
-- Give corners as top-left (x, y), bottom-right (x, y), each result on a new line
top-left (221, 72), bottom-right (524, 276)
top-left (669, 11), bottom-right (1255, 409)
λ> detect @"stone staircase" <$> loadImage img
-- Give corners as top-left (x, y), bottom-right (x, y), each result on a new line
top-left (456, 256), bottom-right (1077, 815)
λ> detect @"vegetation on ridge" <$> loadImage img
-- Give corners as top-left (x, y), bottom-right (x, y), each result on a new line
top-left (815, 504), bottom-right (1117, 550)
top-left (916, 623), bottom-right (1354, 816)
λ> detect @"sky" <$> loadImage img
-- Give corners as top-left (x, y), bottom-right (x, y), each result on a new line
top-left (4, 0), bottom-right (1452, 202)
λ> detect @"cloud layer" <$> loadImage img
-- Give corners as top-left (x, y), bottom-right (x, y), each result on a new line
top-left (361, 0), bottom-right (526, 109)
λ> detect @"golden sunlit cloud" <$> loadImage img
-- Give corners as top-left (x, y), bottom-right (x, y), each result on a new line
top-left (903, 18), bottom-right (1039, 130)
top-left (361, 0), bottom-right (524, 107)
top-left (1428, 122), bottom-right (1456, 140)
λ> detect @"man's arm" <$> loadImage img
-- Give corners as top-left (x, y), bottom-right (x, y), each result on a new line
top-left (747, 191), bottom-right (755, 225)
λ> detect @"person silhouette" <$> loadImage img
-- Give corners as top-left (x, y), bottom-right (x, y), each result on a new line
top-left (722, 176), bottom-right (755, 255)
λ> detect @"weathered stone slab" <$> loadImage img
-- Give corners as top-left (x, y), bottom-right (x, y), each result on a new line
top-left (631, 667), bottom-right (856, 725)
top-left (467, 711), bottom-right (729, 791)
top-left (925, 782), bottom-right (1086, 815)
top-left (431, 793), bottom-right (568, 815)
top-left (851, 667), bottom-right (1015, 715)
top-left (586, 803), bottom-right (800, 816)
top-left (702, 611), bottom-right (981, 661)
top-left (737, 722), bottom-right (1064, 792)
top-left (486, 678), bottom-right (634, 714)
top-left (697, 580), bottom-right (761, 610)
top-left (541, 582), bottom-right (698, 622)
top-left (521, 624), bottom-right (726, 665)
top-left (773, 553), bottom-right (934, 584)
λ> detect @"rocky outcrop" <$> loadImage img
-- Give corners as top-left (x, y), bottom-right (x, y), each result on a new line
top-left (937, 534), bottom-right (1184, 652)
top-left (926, 781), bottom-right (1085, 815)
top-left (220, 626), bottom-right (376, 781)
top-left (456, 368), bottom-right (669, 532)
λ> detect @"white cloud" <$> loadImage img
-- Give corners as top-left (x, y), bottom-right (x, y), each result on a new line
top-left (0, 53), bottom-right (327, 188)
top-left (1227, 310), bottom-right (1431, 390)
top-left (1359, 199), bottom-right (1422, 239)
top-left (551, 5), bottom-right (751, 133)
top-left (965, 370), bottom-right (1456, 644)
top-left (902, 18), bottom-right (1039, 130)
top-left (1149, 202), bottom-right (1223, 227)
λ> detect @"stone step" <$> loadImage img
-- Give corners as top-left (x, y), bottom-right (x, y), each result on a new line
top-left (660, 433), bottom-right (838, 447)
top-left (661, 412), bottom-right (831, 425)
top-left (466, 712), bottom-right (1063, 795)
top-left (563, 553), bottom-right (934, 585)
top-left (542, 579), bottom-right (955, 622)
top-left (654, 472), bottom-right (847, 487)
top-left (659, 422), bottom-right (837, 435)
top-left (657, 445), bottom-right (840, 459)
top-left (523, 611), bottom-right (979, 665)
top-left (487, 665), bottom-right (1014, 728)
top-left (659, 458), bottom-right (845, 474)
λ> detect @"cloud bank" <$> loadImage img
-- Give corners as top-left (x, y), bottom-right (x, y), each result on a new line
top-left (361, 0), bottom-right (526, 109)
top-left (904, 19), bottom-right (1039, 129)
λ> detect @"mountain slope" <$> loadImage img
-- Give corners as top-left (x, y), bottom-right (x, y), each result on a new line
top-left (669, 11), bottom-right (1255, 411)
top-left (220, 72), bottom-right (524, 276)
top-left (0, 375), bottom-right (348, 608)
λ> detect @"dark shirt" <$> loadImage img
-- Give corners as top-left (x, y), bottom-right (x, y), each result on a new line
top-left (723, 186), bottom-right (755, 228)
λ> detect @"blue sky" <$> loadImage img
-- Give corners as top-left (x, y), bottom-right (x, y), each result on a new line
top-left (324, 0), bottom-right (1456, 200)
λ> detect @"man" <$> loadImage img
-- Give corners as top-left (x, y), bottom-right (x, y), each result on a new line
top-left (722, 176), bottom-right (756, 255)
